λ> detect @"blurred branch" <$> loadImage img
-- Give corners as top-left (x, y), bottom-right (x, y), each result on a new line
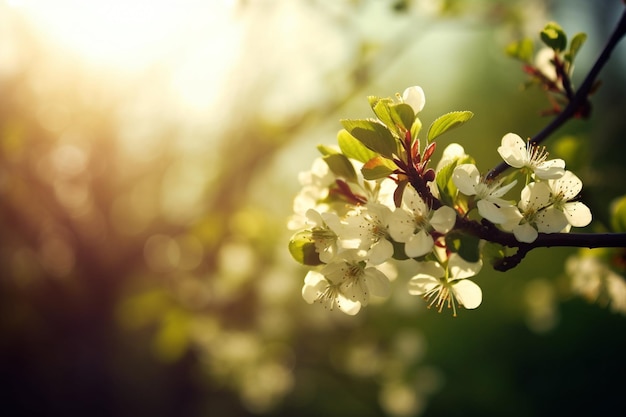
top-left (487, 6), bottom-right (626, 180)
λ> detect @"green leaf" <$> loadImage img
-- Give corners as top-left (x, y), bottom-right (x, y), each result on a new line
top-left (337, 129), bottom-right (379, 163)
top-left (323, 153), bottom-right (357, 182)
top-left (316, 144), bottom-right (339, 156)
top-left (482, 241), bottom-right (505, 267)
top-left (610, 195), bottom-right (626, 233)
top-left (427, 111), bottom-right (473, 142)
top-left (565, 32), bottom-right (587, 64)
top-left (361, 156), bottom-right (397, 180)
top-left (390, 103), bottom-right (415, 132)
top-left (505, 37), bottom-right (534, 63)
top-left (288, 230), bottom-right (322, 266)
top-left (410, 117), bottom-right (422, 141)
top-left (341, 118), bottom-right (397, 158)
top-left (370, 97), bottom-right (395, 131)
top-left (436, 160), bottom-right (459, 208)
top-left (540, 21), bottom-right (567, 51)
top-left (445, 231), bottom-right (481, 263)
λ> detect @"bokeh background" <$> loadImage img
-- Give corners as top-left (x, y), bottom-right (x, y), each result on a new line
top-left (1, 0), bottom-right (626, 416)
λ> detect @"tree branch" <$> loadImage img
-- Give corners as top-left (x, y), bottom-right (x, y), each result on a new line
top-left (487, 6), bottom-right (626, 180)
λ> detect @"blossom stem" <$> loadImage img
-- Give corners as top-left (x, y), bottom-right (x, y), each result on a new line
top-left (487, 7), bottom-right (626, 180)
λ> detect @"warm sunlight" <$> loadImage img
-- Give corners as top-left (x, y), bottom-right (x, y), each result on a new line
top-left (5, 0), bottom-right (240, 112)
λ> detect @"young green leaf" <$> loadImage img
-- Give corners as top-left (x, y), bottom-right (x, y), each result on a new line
top-left (361, 156), bottom-right (397, 180)
top-left (316, 144), bottom-right (339, 156)
top-left (427, 111), bottom-right (473, 142)
top-left (289, 231), bottom-right (322, 266)
top-left (540, 21), bottom-right (567, 51)
top-left (565, 32), bottom-right (587, 64)
top-left (505, 38), bottom-right (534, 63)
top-left (323, 153), bottom-right (357, 182)
top-left (337, 129), bottom-right (379, 163)
top-left (436, 160), bottom-right (459, 208)
top-left (341, 119), bottom-right (397, 158)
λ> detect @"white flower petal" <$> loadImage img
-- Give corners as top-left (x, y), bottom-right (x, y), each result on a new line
top-left (369, 239), bottom-right (394, 265)
top-left (337, 294), bottom-right (362, 315)
top-left (402, 86), bottom-right (425, 113)
top-left (536, 207), bottom-right (569, 233)
top-left (498, 133), bottom-right (527, 168)
top-left (302, 271), bottom-right (326, 304)
top-left (448, 254), bottom-right (482, 280)
top-left (477, 200), bottom-right (507, 224)
top-left (534, 159), bottom-right (566, 180)
top-left (388, 209), bottom-right (414, 242)
top-left (408, 276), bottom-right (440, 296)
top-left (364, 268), bottom-right (391, 298)
top-left (430, 206), bottom-right (456, 233)
top-left (405, 230), bottom-right (434, 258)
top-left (549, 170), bottom-right (582, 199)
top-left (452, 164), bottom-right (480, 196)
top-left (563, 202), bottom-right (592, 227)
top-left (453, 279), bottom-right (482, 309)
top-left (513, 223), bottom-right (538, 243)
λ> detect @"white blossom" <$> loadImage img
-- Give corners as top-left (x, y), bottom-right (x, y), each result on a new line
top-left (342, 203), bottom-right (395, 265)
top-left (498, 133), bottom-right (565, 180)
top-left (301, 250), bottom-right (391, 315)
top-left (502, 182), bottom-right (568, 243)
top-left (401, 85), bottom-right (425, 114)
top-left (546, 170), bottom-right (592, 228)
top-left (452, 163), bottom-right (517, 223)
top-left (388, 186), bottom-right (456, 258)
top-left (408, 253), bottom-right (483, 316)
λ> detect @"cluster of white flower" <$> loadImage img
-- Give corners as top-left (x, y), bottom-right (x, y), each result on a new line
top-left (289, 86), bottom-right (592, 316)
top-left (451, 132), bottom-right (592, 243)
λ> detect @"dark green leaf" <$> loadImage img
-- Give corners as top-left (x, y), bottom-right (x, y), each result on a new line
top-left (323, 153), bottom-right (357, 182)
top-left (540, 21), bottom-right (567, 51)
top-left (390, 103), bottom-right (415, 132)
top-left (289, 231), bottom-right (322, 266)
top-left (445, 231), bottom-right (481, 263)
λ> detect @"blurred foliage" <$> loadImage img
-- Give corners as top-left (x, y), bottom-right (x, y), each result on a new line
top-left (1, 1), bottom-right (626, 417)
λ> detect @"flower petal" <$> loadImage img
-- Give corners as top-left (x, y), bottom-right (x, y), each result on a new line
top-left (536, 207), bottom-right (568, 233)
top-left (408, 276), bottom-right (440, 296)
top-left (513, 223), bottom-right (538, 243)
top-left (302, 271), bottom-right (326, 304)
top-left (336, 294), bottom-right (362, 315)
top-left (365, 268), bottom-right (391, 298)
top-left (369, 239), bottom-right (394, 265)
top-left (477, 200), bottom-right (507, 224)
top-left (452, 164), bottom-right (480, 196)
top-left (452, 279), bottom-right (482, 309)
top-left (388, 209), bottom-right (414, 242)
top-left (498, 133), bottom-right (527, 168)
top-left (563, 202), bottom-right (592, 227)
top-left (430, 206), bottom-right (456, 233)
top-left (534, 159), bottom-right (565, 180)
top-left (402, 86), bottom-right (425, 113)
top-left (405, 230), bottom-right (434, 258)
top-left (448, 254), bottom-right (482, 280)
